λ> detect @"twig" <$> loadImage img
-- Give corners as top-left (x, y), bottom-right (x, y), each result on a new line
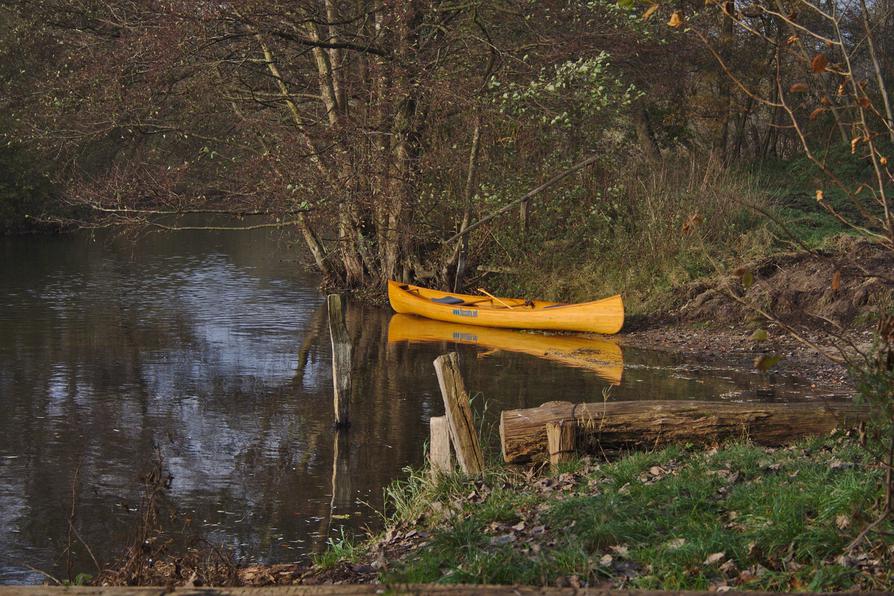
top-left (65, 466), bottom-right (80, 583)
top-left (21, 564), bottom-right (63, 586)
top-left (68, 523), bottom-right (102, 575)
top-left (442, 154), bottom-right (600, 245)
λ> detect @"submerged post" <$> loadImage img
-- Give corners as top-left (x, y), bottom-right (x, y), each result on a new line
top-left (429, 415), bottom-right (453, 476)
top-left (327, 294), bottom-right (352, 428)
top-left (433, 352), bottom-right (484, 475)
top-left (331, 430), bottom-right (352, 509)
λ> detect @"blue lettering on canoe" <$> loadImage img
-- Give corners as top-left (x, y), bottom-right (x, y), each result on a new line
top-left (452, 332), bottom-right (479, 342)
top-left (452, 308), bottom-right (478, 318)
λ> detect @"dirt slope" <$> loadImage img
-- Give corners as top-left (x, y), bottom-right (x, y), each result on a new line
top-left (678, 236), bottom-right (892, 328)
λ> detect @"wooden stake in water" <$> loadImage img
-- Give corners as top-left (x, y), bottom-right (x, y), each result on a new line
top-left (327, 294), bottom-right (352, 428)
top-left (433, 352), bottom-right (484, 475)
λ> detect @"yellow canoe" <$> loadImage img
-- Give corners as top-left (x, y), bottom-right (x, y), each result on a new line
top-left (388, 314), bottom-right (623, 384)
top-left (387, 280), bottom-right (624, 334)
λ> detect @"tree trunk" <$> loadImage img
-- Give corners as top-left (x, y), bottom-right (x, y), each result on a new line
top-left (296, 213), bottom-right (331, 278)
top-left (712, 1), bottom-right (735, 165)
top-left (338, 204), bottom-right (366, 287)
top-left (500, 400), bottom-right (868, 463)
top-left (445, 116), bottom-right (482, 290)
top-left (633, 101), bottom-right (661, 161)
top-left (858, 0), bottom-right (894, 142)
top-left (731, 95), bottom-right (754, 162)
top-left (380, 2), bottom-right (422, 284)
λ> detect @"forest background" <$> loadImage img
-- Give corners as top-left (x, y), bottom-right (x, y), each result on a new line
top-left (1, 0), bottom-right (893, 314)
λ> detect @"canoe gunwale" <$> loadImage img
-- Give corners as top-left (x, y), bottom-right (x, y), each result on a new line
top-left (392, 281), bottom-right (621, 312)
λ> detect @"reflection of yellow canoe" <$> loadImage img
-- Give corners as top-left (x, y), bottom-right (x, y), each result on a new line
top-left (387, 314), bottom-right (623, 384)
top-left (387, 280), bottom-right (623, 334)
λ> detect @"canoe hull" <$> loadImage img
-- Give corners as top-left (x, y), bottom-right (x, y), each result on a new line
top-left (387, 280), bottom-right (624, 334)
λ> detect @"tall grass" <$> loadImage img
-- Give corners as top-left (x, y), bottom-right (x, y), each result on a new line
top-left (485, 155), bottom-right (774, 314)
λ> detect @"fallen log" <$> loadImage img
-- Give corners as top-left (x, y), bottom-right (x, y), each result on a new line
top-left (500, 400), bottom-right (868, 464)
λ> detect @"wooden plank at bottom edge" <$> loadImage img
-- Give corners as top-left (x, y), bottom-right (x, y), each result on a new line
top-left (2, 586), bottom-right (890, 595)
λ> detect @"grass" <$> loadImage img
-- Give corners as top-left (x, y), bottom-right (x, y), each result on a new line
top-left (484, 156), bottom-right (777, 314)
top-left (313, 527), bottom-right (360, 570)
top-left (319, 434), bottom-right (894, 590)
top-left (480, 145), bottom-right (892, 315)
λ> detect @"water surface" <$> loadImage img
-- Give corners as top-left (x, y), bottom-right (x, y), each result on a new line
top-left (0, 229), bottom-right (844, 584)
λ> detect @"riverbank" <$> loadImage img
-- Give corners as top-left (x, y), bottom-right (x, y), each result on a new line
top-left (241, 434), bottom-right (893, 591)
top-left (86, 236), bottom-right (892, 591)
top-left (616, 234), bottom-right (892, 393)
top-left (78, 430), bottom-right (894, 591)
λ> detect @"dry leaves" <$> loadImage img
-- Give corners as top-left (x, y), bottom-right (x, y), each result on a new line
top-left (750, 329), bottom-right (769, 341)
top-left (610, 544), bottom-right (630, 557)
top-left (754, 353), bottom-right (781, 371)
top-left (811, 53), bottom-right (828, 73)
top-left (835, 514), bottom-right (851, 530)
top-left (643, 4), bottom-right (660, 20)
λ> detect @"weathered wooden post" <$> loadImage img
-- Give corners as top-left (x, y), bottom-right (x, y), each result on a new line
top-left (327, 294), bottom-right (352, 428)
top-left (433, 352), bottom-right (484, 475)
top-left (429, 415), bottom-right (453, 476)
top-left (546, 420), bottom-right (576, 468)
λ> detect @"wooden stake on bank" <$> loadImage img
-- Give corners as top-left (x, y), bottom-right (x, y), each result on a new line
top-left (546, 420), bottom-right (576, 468)
top-left (433, 352), bottom-right (484, 475)
top-left (429, 415), bottom-right (453, 475)
top-left (327, 294), bottom-right (352, 428)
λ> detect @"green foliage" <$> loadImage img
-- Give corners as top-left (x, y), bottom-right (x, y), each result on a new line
top-left (62, 572), bottom-right (94, 586)
top-left (491, 54), bottom-right (639, 128)
top-left (850, 309), bottom-right (894, 501)
top-left (760, 141), bottom-right (894, 247)
top-left (313, 527), bottom-right (360, 570)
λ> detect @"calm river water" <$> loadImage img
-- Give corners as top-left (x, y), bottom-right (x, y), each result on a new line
top-left (0, 229), bottom-right (841, 584)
